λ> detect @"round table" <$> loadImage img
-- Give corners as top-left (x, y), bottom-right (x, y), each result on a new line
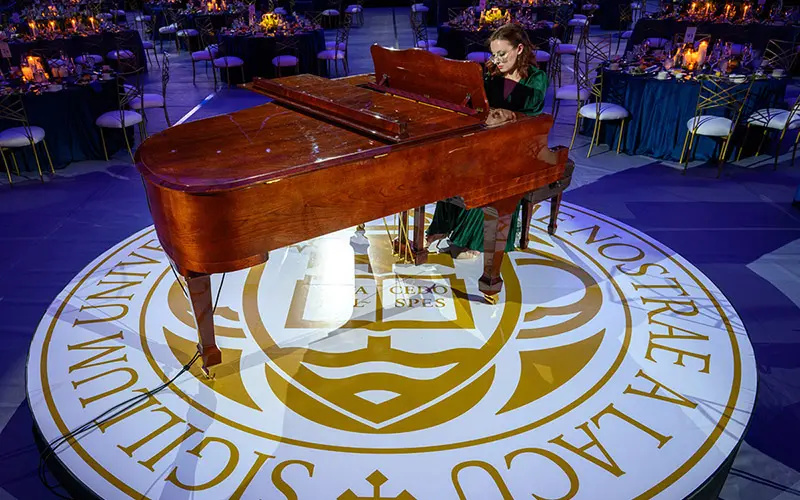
top-left (217, 30), bottom-right (327, 84)
top-left (436, 25), bottom-right (553, 60)
top-left (0, 80), bottom-right (128, 171)
top-left (7, 31), bottom-right (147, 71)
top-left (580, 71), bottom-right (788, 162)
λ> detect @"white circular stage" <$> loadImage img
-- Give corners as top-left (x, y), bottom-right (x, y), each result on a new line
top-left (27, 201), bottom-right (756, 499)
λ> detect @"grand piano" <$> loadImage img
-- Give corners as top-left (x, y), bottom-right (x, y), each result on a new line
top-left (135, 45), bottom-right (571, 374)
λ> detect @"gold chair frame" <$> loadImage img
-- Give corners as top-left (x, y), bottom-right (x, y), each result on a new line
top-left (762, 39), bottom-right (798, 72)
top-left (99, 67), bottom-right (148, 163)
top-left (572, 34), bottom-right (626, 157)
top-left (0, 94), bottom-right (55, 184)
top-left (737, 93), bottom-right (800, 169)
top-left (318, 13), bottom-right (352, 77)
top-left (273, 37), bottom-right (301, 77)
top-left (679, 76), bottom-right (754, 177)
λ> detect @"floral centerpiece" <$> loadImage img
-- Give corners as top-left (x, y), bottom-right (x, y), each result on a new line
top-left (259, 12), bottom-right (286, 32)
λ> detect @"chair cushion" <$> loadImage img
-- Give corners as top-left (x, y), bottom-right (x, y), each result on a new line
top-left (427, 46), bottom-right (448, 57)
top-left (142, 41), bottom-right (154, 49)
top-left (581, 4), bottom-right (598, 9)
top-left (568, 18), bottom-right (588, 26)
top-left (192, 48), bottom-right (218, 60)
top-left (467, 51), bottom-right (491, 63)
top-left (556, 43), bottom-right (577, 54)
top-left (76, 54), bottom-right (104, 64)
top-left (177, 29), bottom-right (199, 37)
top-left (0, 126), bottom-right (45, 148)
top-left (135, 15), bottom-right (152, 21)
top-left (159, 24), bottom-right (178, 34)
top-left (317, 49), bottom-right (346, 60)
top-left (326, 41), bottom-right (347, 51)
top-left (272, 54), bottom-right (299, 67)
top-left (411, 3), bottom-right (429, 11)
top-left (747, 108), bottom-right (800, 130)
top-left (322, 9), bottom-right (340, 15)
top-left (555, 84), bottom-right (590, 100)
top-left (686, 116), bottom-right (733, 136)
top-left (579, 102), bottom-right (629, 120)
top-left (621, 30), bottom-right (633, 39)
top-left (345, 5), bottom-right (363, 12)
top-left (573, 14), bottom-right (587, 19)
top-left (96, 110), bottom-right (143, 128)
top-left (416, 40), bottom-right (437, 48)
top-left (212, 56), bottom-right (244, 67)
top-left (113, 10), bottom-right (126, 16)
top-left (128, 93), bottom-right (165, 110)
top-left (274, 7), bottom-right (288, 14)
top-left (107, 49), bottom-right (135, 60)
top-left (535, 50), bottom-right (550, 63)
top-left (630, 2), bottom-right (642, 7)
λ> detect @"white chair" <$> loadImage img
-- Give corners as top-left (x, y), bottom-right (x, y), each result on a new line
top-left (96, 76), bottom-right (145, 163)
top-left (344, 0), bottom-right (364, 26)
top-left (318, 14), bottom-right (352, 77)
top-left (0, 94), bottom-right (54, 184)
top-left (321, 0), bottom-right (341, 28)
top-left (158, 9), bottom-right (181, 53)
top-left (680, 76), bottom-right (753, 176)
top-left (212, 39), bottom-right (245, 89)
top-left (272, 38), bottom-right (301, 77)
top-left (738, 95), bottom-right (800, 169)
top-left (409, 11), bottom-right (445, 55)
top-left (570, 34), bottom-right (628, 156)
top-left (464, 32), bottom-right (490, 64)
top-left (128, 53), bottom-right (171, 128)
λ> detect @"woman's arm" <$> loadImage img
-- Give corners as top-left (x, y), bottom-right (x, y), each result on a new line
top-left (519, 69), bottom-right (549, 117)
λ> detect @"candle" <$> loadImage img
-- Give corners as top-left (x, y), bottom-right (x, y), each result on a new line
top-left (28, 21), bottom-right (37, 37)
top-left (89, 17), bottom-right (95, 29)
top-left (697, 40), bottom-right (708, 65)
top-left (705, 2), bottom-right (711, 15)
top-left (743, 4), bottom-right (749, 17)
top-left (49, 21), bottom-right (55, 32)
top-left (71, 18), bottom-right (76, 30)
top-left (21, 65), bottom-right (33, 81)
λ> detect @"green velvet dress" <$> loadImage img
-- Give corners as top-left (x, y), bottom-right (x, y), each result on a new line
top-left (427, 65), bottom-right (549, 251)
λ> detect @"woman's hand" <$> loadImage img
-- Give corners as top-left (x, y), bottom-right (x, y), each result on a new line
top-left (485, 108), bottom-right (517, 126)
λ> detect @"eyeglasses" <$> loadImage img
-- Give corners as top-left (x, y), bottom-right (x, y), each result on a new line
top-left (490, 51), bottom-right (512, 63)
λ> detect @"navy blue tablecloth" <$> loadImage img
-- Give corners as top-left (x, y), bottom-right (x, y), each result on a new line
top-left (217, 30), bottom-right (327, 84)
top-left (580, 71), bottom-right (788, 162)
top-left (0, 81), bottom-right (128, 171)
top-left (436, 25), bottom-right (553, 60)
top-left (7, 31), bottom-right (148, 71)
top-left (626, 19), bottom-right (799, 54)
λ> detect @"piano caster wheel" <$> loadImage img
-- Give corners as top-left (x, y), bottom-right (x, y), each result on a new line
top-left (483, 293), bottom-right (498, 305)
top-left (199, 365), bottom-right (216, 380)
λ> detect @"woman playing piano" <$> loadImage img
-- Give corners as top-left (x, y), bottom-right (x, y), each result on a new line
top-left (426, 23), bottom-right (549, 258)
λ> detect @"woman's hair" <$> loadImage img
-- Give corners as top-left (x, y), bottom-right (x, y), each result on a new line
top-left (485, 23), bottom-right (536, 79)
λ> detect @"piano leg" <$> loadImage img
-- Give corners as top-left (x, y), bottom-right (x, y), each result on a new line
top-left (519, 198), bottom-right (534, 250)
top-left (393, 207), bottom-right (429, 265)
top-left (185, 273), bottom-right (222, 375)
top-left (479, 198), bottom-right (519, 304)
top-left (549, 192), bottom-right (564, 235)
top-left (412, 205), bottom-right (429, 265)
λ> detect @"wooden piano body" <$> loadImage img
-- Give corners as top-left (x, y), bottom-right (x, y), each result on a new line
top-left (135, 45), bottom-right (570, 373)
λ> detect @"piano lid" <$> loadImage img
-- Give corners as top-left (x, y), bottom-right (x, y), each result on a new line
top-left (137, 55), bottom-right (489, 193)
top-left (250, 73), bottom-right (482, 142)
